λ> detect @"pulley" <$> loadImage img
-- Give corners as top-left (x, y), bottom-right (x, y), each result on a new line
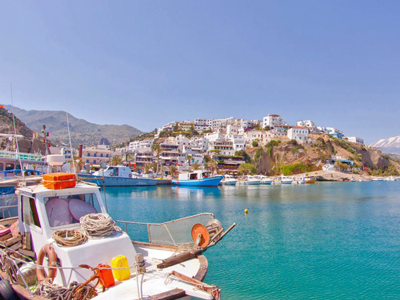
top-left (191, 219), bottom-right (224, 248)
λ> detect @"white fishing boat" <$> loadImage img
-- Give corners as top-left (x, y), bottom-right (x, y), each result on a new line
top-left (0, 171), bottom-right (234, 300)
top-left (237, 175), bottom-right (261, 185)
top-left (221, 175), bottom-right (237, 186)
top-left (279, 175), bottom-right (293, 185)
top-left (81, 165), bottom-right (157, 187)
top-left (260, 176), bottom-right (273, 185)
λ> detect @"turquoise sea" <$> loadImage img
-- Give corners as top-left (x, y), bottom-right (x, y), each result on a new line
top-left (105, 182), bottom-right (400, 300)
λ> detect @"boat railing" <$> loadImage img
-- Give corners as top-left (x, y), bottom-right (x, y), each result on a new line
top-left (115, 212), bottom-right (215, 247)
top-left (0, 169), bottom-right (44, 179)
top-left (0, 204), bottom-right (18, 219)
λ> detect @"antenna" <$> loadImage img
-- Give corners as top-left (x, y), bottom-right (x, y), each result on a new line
top-left (65, 100), bottom-right (76, 174)
top-left (10, 84), bottom-right (25, 180)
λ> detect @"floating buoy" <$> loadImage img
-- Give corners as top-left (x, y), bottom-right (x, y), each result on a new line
top-left (244, 209), bottom-right (248, 214)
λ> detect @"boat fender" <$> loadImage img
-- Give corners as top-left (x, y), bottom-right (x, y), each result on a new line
top-left (109, 173), bottom-right (114, 177)
top-left (0, 279), bottom-right (19, 300)
top-left (36, 244), bottom-right (58, 283)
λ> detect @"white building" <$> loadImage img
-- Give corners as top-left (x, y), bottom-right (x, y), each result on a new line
top-left (194, 119), bottom-right (212, 132)
top-left (263, 114), bottom-right (284, 129)
top-left (205, 131), bottom-right (225, 142)
top-left (175, 134), bottom-right (191, 152)
top-left (297, 120), bottom-right (318, 133)
top-left (229, 135), bottom-right (246, 152)
top-left (287, 127), bottom-right (309, 144)
top-left (209, 140), bottom-right (235, 156)
top-left (128, 139), bottom-right (153, 153)
top-left (346, 136), bottom-right (364, 145)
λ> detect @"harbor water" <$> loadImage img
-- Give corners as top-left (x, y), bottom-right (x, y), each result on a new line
top-left (105, 182), bottom-right (400, 300)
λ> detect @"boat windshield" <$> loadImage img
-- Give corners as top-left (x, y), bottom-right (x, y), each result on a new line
top-left (44, 193), bottom-right (101, 227)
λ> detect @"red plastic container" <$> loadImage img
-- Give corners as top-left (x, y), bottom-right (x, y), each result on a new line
top-left (42, 173), bottom-right (77, 190)
top-left (97, 264), bottom-right (115, 288)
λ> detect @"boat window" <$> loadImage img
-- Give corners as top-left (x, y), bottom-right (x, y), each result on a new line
top-left (44, 193), bottom-right (101, 227)
top-left (22, 196), bottom-right (41, 228)
top-left (5, 163), bottom-right (14, 171)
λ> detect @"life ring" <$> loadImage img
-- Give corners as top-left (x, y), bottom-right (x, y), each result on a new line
top-left (109, 173), bottom-right (114, 177)
top-left (36, 244), bottom-right (58, 283)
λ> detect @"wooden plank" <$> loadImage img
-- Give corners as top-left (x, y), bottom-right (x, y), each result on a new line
top-left (157, 249), bottom-right (204, 269)
top-left (194, 255), bottom-right (208, 281)
top-left (19, 248), bottom-right (36, 258)
top-left (22, 232), bottom-right (31, 250)
top-left (9, 241), bottom-right (22, 251)
top-left (0, 233), bottom-right (12, 242)
top-left (149, 288), bottom-right (186, 300)
top-left (4, 235), bottom-right (21, 247)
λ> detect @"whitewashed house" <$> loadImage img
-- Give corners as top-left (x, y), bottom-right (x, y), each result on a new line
top-left (346, 136), bottom-right (364, 145)
top-left (287, 127), bottom-right (309, 144)
top-left (263, 114), bottom-right (284, 129)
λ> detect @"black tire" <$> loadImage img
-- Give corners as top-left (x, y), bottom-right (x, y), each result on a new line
top-left (0, 279), bottom-right (20, 300)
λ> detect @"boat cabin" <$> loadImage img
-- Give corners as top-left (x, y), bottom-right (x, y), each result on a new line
top-left (16, 179), bottom-right (137, 286)
top-left (178, 170), bottom-right (211, 181)
top-left (94, 165), bottom-right (133, 178)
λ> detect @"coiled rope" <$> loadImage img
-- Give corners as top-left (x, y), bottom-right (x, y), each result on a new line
top-left (52, 230), bottom-right (88, 247)
top-left (35, 281), bottom-right (97, 300)
top-left (80, 213), bottom-right (121, 238)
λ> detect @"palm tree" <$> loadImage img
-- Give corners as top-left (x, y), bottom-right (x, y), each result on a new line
top-left (186, 155), bottom-right (193, 166)
top-left (191, 162), bottom-right (201, 171)
top-left (206, 159), bottom-right (218, 175)
top-left (152, 143), bottom-right (161, 173)
top-left (143, 163), bottom-right (152, 174)
top-left (169, 165), bottom-right (178, 178)
top-left (112, 154), bottom-right (123, 166)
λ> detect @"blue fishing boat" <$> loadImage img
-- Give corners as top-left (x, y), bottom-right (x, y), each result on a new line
top-left (172, 170), bottom-right (223, 187)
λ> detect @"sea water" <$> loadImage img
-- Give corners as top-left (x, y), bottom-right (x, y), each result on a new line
top-left (105, 182), bottom-right (400, 300)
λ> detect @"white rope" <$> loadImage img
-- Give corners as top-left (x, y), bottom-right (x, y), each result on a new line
top-left (80, 213), bottom-right (121, 238)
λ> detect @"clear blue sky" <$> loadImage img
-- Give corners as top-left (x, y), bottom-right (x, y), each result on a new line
top-left (1, 1), bottom-right (399, 144)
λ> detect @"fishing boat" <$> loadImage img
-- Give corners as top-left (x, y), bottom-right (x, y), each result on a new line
top-left (260, 176), bottom-right (273, 185)
top-left (279, 175), bottom-right (293, 185)
top-left (80, 165), bottom-right (157, 187)
top-left (0, 171), bottom-right (234, 300)
top-left (172, 170), bottom-right (223, 187)
top-left (304, 175), bottom-right (316, 184)
top-left (221, 175), bottom-right (237, 186)
top-left (237, 175), bottom-right (261, 185)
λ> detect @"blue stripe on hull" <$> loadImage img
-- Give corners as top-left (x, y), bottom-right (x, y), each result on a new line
top-left (172, 176), bottom-right (223, 187)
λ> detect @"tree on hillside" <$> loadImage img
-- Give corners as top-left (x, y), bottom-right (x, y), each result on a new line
top-left (238, 163), bottom-right (256, 175)
top-left (252, 139), bottom-right (259, 147)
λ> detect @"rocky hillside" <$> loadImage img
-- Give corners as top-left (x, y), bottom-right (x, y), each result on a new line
top-left (6, 106), bottom-right (142, 147)
top-left (0, 107), bottom-right (46, 154)
top-left (370, 136), bottom-right (400, 155)
top-left (246, 135), bottom-right (400, 176)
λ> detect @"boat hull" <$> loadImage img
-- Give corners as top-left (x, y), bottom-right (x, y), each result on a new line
top-left (79, 174), bottom-right (157, 187)
top-left (172, 176), bottom-right (223, 187)
top-left (222, 180), bottom-right (237, 186)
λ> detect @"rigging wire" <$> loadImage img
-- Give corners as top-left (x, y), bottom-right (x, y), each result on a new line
top-left (9, 84), bottom-right (25, 181)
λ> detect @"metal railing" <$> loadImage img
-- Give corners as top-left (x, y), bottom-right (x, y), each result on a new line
top-left (115, 213), bottom-right (215, 247)
top-left (0, 205), bottom-right (18, 219)
top-left (0, 151), bottom-right (43, 162)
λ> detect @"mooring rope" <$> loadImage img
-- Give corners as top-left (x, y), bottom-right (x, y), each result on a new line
top-left (80, 213), bottom-right (121, 238)
top-left (52, 229), bottom-right (88, 247)
top-left (35, 281), bottom-right (97, 300)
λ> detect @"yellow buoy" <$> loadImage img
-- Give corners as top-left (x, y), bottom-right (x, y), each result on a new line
top-left (244, 209), bottom-right (248, 214)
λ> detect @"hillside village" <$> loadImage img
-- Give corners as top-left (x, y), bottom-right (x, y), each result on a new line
top-left (1, 105), bottom-right (399, 178)
top-left (100, 114), bottom-right (399, 177)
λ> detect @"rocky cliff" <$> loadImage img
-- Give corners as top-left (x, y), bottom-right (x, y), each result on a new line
top-left (0, 107), bottom-right (46, 154)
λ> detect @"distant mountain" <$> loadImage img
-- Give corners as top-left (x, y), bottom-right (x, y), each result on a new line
top-left (5, 106), bottom-right (142, 147)
top-left (370, 136), bottom-right (400, 155)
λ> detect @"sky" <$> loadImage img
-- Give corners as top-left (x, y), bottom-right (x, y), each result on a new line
top-left (0, 1), bottom-right (399, 144)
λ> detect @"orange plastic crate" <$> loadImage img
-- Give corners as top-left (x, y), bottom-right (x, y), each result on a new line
top-left (42, 173), bottom-right (77, 190)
